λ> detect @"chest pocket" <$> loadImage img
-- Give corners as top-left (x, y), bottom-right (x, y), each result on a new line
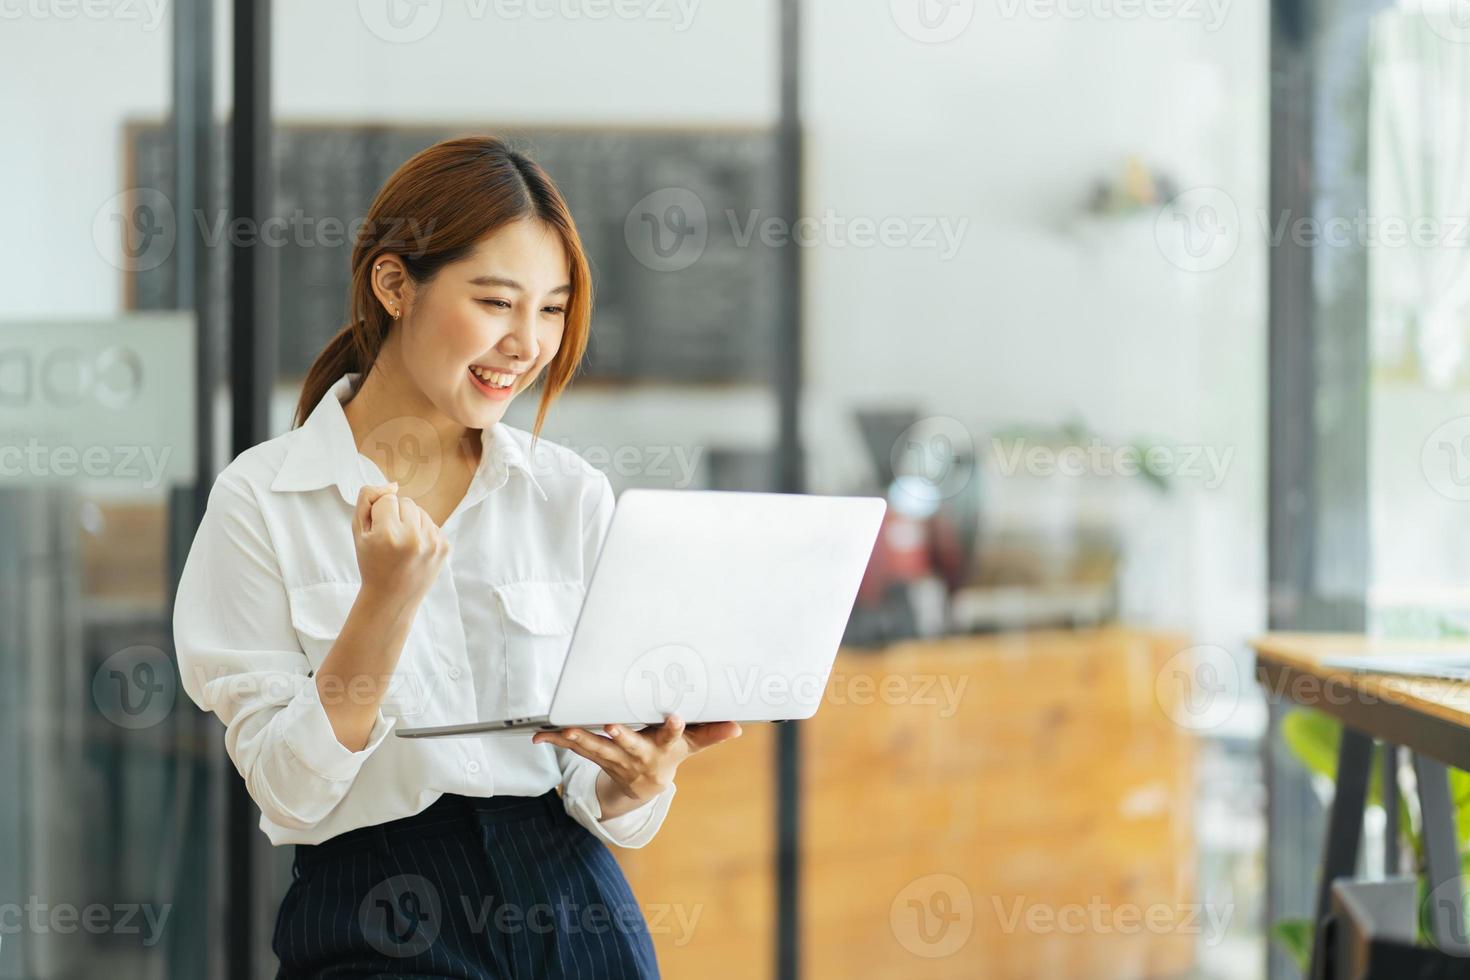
top-left (286, 580), bottom-right (439, 720)
top-left (492, 581), bottom-right (584, 718)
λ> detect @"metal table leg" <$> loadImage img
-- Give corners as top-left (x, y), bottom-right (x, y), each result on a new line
top-left (1383, 743), bottom-right (1399, 876)
top-left (1413, 753), bottom-right (1469, 955)
top-left (1310, 727), bottom-right (1373, 980)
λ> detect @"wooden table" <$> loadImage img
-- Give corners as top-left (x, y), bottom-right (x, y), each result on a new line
top-left (1252, 633), bottom-right (1470, 978)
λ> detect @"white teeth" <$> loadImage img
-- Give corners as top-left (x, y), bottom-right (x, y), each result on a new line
top-left (471, 366), bottom-right (515, 388)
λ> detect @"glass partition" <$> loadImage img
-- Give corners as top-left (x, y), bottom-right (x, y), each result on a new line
top-left (0, 7), bottom-right (225, 977)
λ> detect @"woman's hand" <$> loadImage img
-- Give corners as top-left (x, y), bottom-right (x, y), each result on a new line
top-left (315, 483), bottom-right (450, 751)
top-left (532, 715), bottom-right (742, 817)
top-left (353, 482), bottom-right (450, 611)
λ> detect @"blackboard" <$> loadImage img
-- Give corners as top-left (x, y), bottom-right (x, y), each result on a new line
top-left (126, 124), bottom-right (782, 383)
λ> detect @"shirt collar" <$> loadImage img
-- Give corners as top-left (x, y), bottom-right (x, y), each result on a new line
top-left (270, 373), bottom-right (548, 506)
top-left (482, 417), bottom-right (550, 503)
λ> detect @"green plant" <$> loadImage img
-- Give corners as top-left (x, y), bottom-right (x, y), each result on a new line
top-left (1269, 708), bottom-right (1470, 974)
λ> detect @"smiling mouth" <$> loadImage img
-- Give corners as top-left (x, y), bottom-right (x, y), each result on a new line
top-left (469, 365), bottom-right (518, 389)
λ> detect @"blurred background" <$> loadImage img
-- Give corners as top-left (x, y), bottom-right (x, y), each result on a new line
top-left (7, 0), bottom-right (1470, 976)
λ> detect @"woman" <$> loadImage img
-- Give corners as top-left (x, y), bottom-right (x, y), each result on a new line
top-left (173, 135), bottom-right (741, 978)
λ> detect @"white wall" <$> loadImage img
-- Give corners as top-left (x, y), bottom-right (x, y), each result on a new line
top-left (3, 0), bottom-right (1267, 648)
top-left (795, 1), bottom-right (1266, 651)
top-left (1371, 382), bottom-right (1470, 613)
top-left (1, 6), bottom-right (170, 316)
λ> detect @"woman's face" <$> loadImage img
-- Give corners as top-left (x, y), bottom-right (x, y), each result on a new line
top-left (391, 218), bottom-right (571, 430)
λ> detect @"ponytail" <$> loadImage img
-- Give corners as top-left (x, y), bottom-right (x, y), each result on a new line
top-left (292, 318), bottom-right (378, 427)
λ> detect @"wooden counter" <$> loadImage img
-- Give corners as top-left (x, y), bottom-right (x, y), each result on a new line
top-left (615, 627), bottom-right (1198, 980)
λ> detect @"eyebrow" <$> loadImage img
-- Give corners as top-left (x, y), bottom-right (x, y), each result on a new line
top-left (467, 274), bottom-right (572, 297)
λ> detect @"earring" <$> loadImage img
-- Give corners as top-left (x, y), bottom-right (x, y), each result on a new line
top-left (374, 263), bottom-right (382, 270)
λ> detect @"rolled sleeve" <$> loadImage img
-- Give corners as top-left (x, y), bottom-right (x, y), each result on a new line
top-left (277, 686), bottom-right (395, 782)
top-left (560, 754), bottom-right (676, 849)
top-left (174, 471), bottom-right (390, 832)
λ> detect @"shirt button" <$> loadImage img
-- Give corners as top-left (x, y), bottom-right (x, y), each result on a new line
top-left (448, 666), bottom-right (462, 680)
top-left (466, 761), bottom-right (481, 775)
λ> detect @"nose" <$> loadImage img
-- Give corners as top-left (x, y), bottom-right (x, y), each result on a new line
top-left (498, 308), bottom-right (538, 364)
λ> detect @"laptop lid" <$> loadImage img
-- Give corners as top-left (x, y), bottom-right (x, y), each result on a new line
top-left (547, 489), bottom-right (887, 727)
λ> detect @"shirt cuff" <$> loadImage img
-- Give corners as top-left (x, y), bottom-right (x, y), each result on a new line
top-left (277, 682), bottom-right (395, 781)
top-left (563, 759), bottom-right (676, 849)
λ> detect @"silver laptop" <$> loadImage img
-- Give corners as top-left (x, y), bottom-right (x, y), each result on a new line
top-left (396, 489), bottom-right (887, 737)
top-left (1319, 653), bottom-right (1470, 682)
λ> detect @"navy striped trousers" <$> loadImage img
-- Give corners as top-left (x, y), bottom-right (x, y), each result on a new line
top-left (272, 790), bottom-right (661, 978)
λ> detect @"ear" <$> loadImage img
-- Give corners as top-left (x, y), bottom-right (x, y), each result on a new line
top-left (370, 255), bottom-right (411, 320)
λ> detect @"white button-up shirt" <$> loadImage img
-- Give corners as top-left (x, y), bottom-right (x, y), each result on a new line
top-left (173, 374), bottom-right (674, 848)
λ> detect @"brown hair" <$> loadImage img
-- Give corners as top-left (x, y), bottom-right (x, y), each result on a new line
top-left (293, 135), bottom-right (593, 441)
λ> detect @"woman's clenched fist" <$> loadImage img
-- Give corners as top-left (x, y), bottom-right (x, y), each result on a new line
top-left (353, 482), bottom-right (450, 608)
